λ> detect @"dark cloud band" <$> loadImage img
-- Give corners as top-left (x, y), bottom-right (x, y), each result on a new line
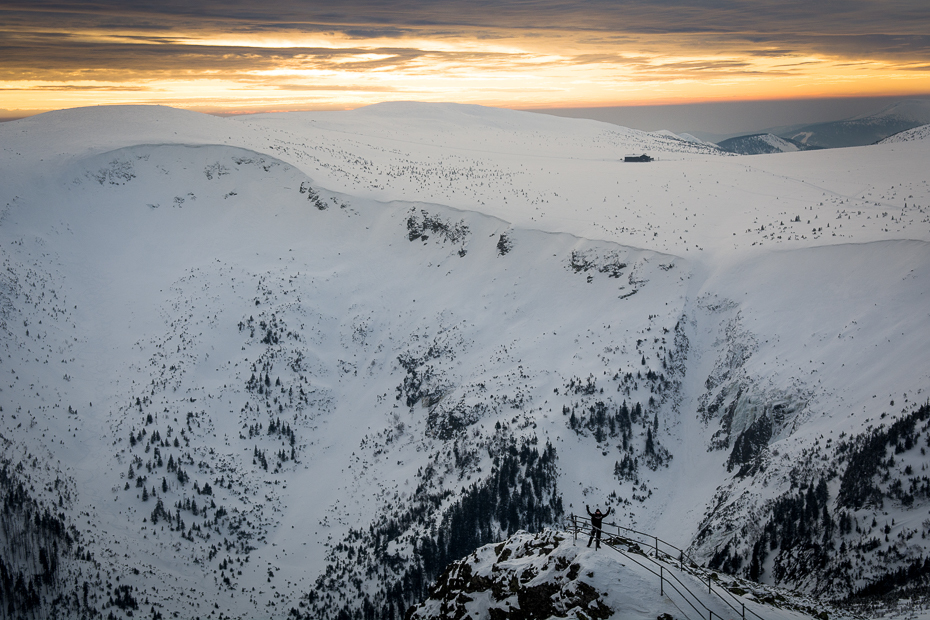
top-left (1, 0), bottom-right (928, 98)
top-left (4, 0), bottom-right (930, 37)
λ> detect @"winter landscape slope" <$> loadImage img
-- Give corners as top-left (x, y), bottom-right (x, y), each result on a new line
top-left (0, 103), bottom-right (929, 620)
top-left (880, 123), bottom-right (930, 144)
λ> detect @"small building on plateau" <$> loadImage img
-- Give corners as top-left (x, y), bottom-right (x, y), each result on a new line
top-left (624, 154), bottom-right (653, 162)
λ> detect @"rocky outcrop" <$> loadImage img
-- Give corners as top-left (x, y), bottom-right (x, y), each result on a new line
top-left (406, 530), bottom-right (612, 620)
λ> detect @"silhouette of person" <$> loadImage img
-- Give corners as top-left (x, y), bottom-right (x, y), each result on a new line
top-left (586, 505), bottom-right (611, 549)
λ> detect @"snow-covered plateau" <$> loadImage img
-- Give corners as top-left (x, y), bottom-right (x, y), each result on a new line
top-left (1, 102), bottom-right (929, 620)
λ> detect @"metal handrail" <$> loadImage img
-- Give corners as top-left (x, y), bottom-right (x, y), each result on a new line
top-left (565, 516), bottom-right (718, 620)
top-left (566, 514), bottom-right (766, 620)
top-left (602, 536), bottom-right (712, 620)
top-left (570, 513), bottom-right (702, 567)
top-left (568, 514), bottom-right (765, 620)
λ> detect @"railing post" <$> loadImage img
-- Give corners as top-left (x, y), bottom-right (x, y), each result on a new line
top-left (742, 602), bottom-right (745, 620)
top-left (655, 536), bottom-right (659, 555)
top-left (708, 574), bottom-right (712, 594)
top-left (572, 514), bottom-right (577, 544)
top-left (660, 566), bottom-right (664, 597)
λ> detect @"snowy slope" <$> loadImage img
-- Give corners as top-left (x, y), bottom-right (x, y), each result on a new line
top-left (1, 103), bottom-right (930, 620)
top-left (879, 123), bottom-right (930, 144)
top-left (676, 132), bottom-right (711, 145)
top-left (649, 129), bottom-right (719, 148)
top-left (716, 133), bottom-right (805, 155)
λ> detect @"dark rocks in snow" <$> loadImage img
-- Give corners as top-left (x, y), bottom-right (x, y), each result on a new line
top-left (406, 208), bottom-right (470, 247)
top-left (406, 530), bottom-right (612, 620)
top-left (727, 414), bottom-right (773, 476)
top-left (496, 232), bottom-right (513, 256)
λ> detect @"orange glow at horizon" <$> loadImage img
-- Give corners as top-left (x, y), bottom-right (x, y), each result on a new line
top-left (2, 26), bottom-right (929, 117)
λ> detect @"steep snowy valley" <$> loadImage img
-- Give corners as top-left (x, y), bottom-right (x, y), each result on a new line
top-left (1, 103), bottom-right (929, 619)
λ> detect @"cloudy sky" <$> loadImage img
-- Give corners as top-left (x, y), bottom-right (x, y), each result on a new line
top-left (2, 0), bottom-right (929, 118)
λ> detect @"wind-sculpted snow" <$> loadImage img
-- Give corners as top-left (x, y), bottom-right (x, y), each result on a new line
top-left (1, 103), bottom-right (930, 619)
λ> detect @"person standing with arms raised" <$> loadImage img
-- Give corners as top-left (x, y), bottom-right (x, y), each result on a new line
top-left (586, 505), bottom-right (611, 549)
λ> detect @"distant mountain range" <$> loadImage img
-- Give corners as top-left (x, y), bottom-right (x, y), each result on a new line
top-left (713, 99), bottom-right (930, 153)
top-left (776, 99), bottom-right (930, 148)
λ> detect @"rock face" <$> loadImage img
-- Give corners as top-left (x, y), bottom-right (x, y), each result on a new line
top-left (407, 530), bottom-right (613, 620)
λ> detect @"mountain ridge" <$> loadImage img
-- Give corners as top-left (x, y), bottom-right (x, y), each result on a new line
top-left (772, 99), bottom-right (930, 148)
top-left (715, 133), bottom-right (810, 155)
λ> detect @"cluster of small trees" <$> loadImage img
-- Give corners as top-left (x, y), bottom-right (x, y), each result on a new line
top-left (851, 556), bottom-right (930, 599)
top-left (708, 402), bottom-right (930, 602)
top-left (239, 313), bottom-right (296, 346)
top-left (246, 417), bottom-right (295, 444)
top-left (614, 454), bottom-right (639, 482)
top-left (246, 371), bottom-right (281, 395)
top-left (496, 233), bottom-right (512, 256)
top-left (0, 462), bottom-right (93, 619)
top-left (253, 446), bottom-right (269, 471)
top-left (837, 402), bottom-right (930, 510)
top-left (302, 439), bottom-right (562, 620)
top-left (566, 399), bottom-right (643, 446)
top-left (426, 401), bottom-right (488, 441)
top-left (437, 441), bottom-right (561, 563)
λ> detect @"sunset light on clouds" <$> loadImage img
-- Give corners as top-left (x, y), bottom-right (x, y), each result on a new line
top-left (1, 0), bottom-right (929, 118)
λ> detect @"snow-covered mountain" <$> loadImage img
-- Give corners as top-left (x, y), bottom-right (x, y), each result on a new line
top-left (649, 129), bottom-right (718, 148)
top-left (675, 133), bottom-right (710, 146)
top-left (715, 133), bottom-right (809, 155)
top-left (879, 123), bottom-right (930, 144)
top-left (854, 99), bottom-right (930, 124)
top-left (1, 102), bottom-right (930, 620)
top-left (777, 99), bottom-right (930, 148)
